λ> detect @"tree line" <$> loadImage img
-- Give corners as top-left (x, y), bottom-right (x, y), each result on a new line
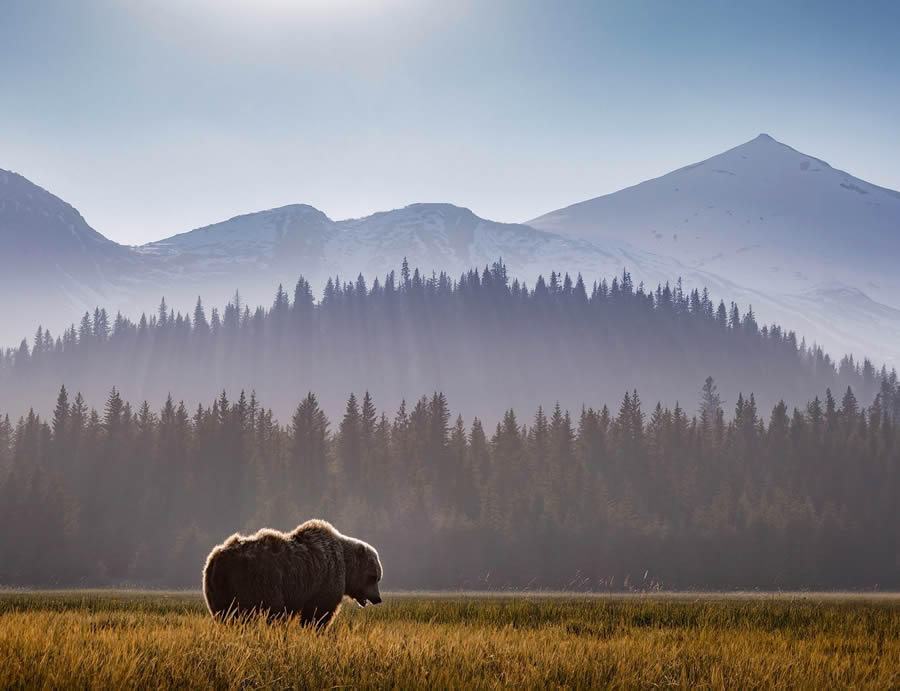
top-left (2, 376), bottom-right (898, 589)
top-left (0, 261), bottom-right (885, 425)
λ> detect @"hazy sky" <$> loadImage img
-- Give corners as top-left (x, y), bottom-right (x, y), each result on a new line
top-left (2, 0), bottom-right (899, 245)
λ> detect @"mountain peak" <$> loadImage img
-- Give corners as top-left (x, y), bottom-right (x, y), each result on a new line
top-left (142, 202), bottom-right (335, 258)
top-left (339, 202), bottom-right (481, 228)
top-left (736, 132), bottom-right (790, 152)
top-left (220, 203), bottom-right (331, 225)
top-left (402, 202), bottom-right (476, 217)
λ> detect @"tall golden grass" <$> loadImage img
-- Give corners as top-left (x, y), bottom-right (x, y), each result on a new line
top-left (1, 591), bottom-right (898, 689)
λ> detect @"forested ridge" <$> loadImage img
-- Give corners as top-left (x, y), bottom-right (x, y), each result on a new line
top-left (2, 375), bottom-right (898, 589)
top-left (0, 261), bottom-right (884, 424)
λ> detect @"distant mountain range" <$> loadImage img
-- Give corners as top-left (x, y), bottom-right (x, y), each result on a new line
top-left (137, 202), bottom-right (639, 303)
top-left (2, 134), bottom-right (898, 364)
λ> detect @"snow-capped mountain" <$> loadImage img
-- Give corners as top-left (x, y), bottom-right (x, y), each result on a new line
top-left (0, 173), bottom-right (674, 346)
top-left (530, 134), bottom-right (900, 363)
top-left (142, 201), bottom-right (689, 313)
top-left (1, 133), bottom-right (899, 365)
top-left (134, 204), bottom-right (339, 312)
top-left (530, 134), bottom-right (900, 295)
top-left (141, 204), bottom-right (334, 269)
top-left (147, 201), bottom-right (629, 283)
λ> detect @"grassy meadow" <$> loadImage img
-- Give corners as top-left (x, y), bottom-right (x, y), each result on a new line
top-left (0, 590), bottom-right (898, 689)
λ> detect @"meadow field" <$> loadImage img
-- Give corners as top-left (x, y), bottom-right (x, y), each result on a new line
top-left (0, 590), bottom-right (898, 689)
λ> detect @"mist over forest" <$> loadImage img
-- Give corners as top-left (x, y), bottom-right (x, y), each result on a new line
top-left (1, 377), bottom-right (898, 589)
top-left (2, 261), bottom-right (899, 589)
top-left (0, 261), bottom-right (886, 427)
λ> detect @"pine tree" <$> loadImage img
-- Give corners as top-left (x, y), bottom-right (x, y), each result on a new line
top-left (193, 297), bottom-right (210, 336)
top-left (338, 393), bottom-right (362, 482)
top-left (157, 298), bottom-right (169, 327)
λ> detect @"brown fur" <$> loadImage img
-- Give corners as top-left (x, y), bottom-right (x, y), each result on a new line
top-left (202, 519), bottom-right (383, 629)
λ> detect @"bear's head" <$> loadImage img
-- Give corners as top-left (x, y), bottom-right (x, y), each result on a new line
top-left (344, 538), bottom-right (383, 607)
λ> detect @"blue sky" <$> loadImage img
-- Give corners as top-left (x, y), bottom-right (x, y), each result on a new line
top-left (2, 0), bottom-right (899, 244)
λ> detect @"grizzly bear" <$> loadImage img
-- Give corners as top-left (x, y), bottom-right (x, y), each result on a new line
top-left (202, 519), bottom-right (383, 628)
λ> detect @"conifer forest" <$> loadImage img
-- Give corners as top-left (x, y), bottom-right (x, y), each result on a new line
top-left (0, 262), bottom-right (883, 424)
top-left (1, 264), bottom-right (898, 589)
